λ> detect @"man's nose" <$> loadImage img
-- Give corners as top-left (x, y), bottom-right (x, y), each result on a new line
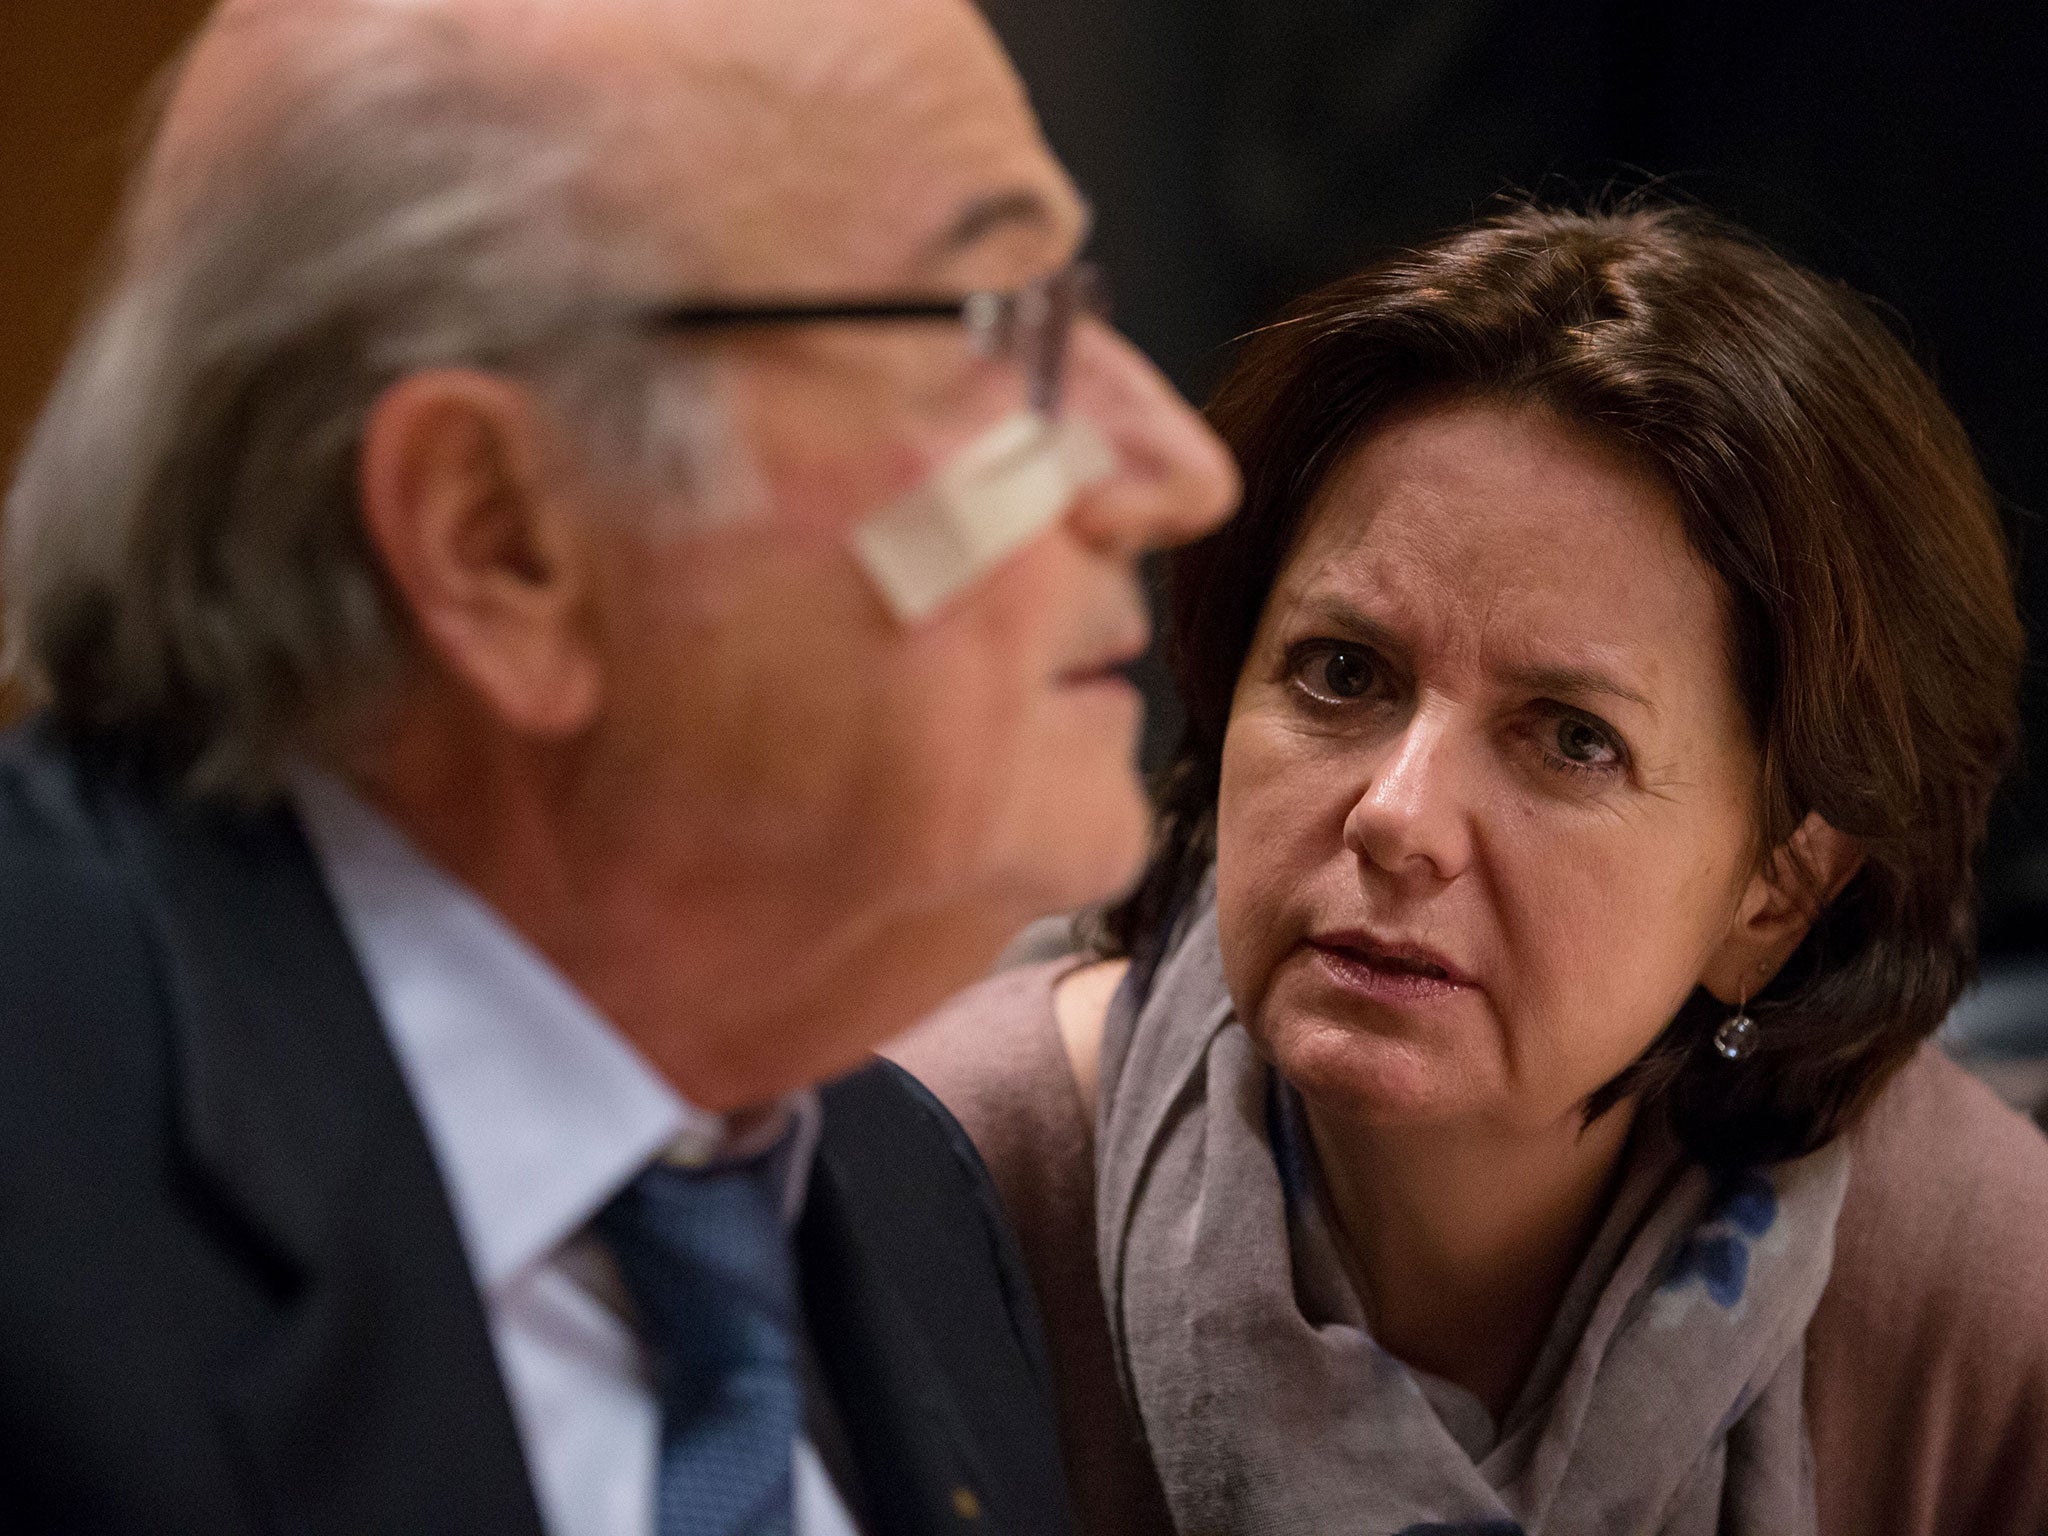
top-left (1342, 709), bottom-right (1473, 886)
top-left (1060, 320), bottom-right (1240, 555)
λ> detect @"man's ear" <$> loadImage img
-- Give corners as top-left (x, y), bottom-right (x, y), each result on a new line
top-left (1700, 811), bottom-right (1864, 1004)
top-left (358, 370), bottom-right (604, 738)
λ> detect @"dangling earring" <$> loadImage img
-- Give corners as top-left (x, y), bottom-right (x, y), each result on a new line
top-left (1714, 992), bottom-right (1759, 1061)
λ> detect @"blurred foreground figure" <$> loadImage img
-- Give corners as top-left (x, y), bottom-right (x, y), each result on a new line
top-left (0, 0), bottom-right (1235, 1531)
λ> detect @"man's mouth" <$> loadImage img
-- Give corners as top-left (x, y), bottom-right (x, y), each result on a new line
top-left (1057, 656), bottom-right (1142, 689)
top-left (1056, 629), bottom-right (1150, 689)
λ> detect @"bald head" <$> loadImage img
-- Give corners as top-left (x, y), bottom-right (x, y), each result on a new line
top-left (147, 0), bottom-right (1082, 293)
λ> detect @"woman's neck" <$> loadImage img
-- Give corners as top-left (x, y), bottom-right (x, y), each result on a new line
top-left (1305, 1096), bottom-right (1636, 1421)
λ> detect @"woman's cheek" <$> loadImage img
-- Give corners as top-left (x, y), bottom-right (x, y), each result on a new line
top-left (1220, 734), bottom-right (1332, 1008)
top-left (1218, 855), bottom-right (1294, 1030)
top-left (1500, 846), bottom-right (1693, 1110)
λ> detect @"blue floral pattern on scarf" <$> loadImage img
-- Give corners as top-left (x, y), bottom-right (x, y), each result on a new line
top-left (1659, 1170), bottom-right (1777, 1307)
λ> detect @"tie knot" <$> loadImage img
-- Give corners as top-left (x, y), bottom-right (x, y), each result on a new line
top-left (597, 1144), bottom-right (799, 1385)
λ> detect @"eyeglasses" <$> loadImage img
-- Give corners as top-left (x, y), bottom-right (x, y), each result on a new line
top-left (641, 259), bottom-right (1107, 414)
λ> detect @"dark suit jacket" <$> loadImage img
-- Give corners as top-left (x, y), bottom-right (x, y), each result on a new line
top-left (0, 721), bottom-right (1074, 1536)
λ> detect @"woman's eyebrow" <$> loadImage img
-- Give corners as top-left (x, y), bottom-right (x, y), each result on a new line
top-left (1501, 661), bottom-right (1656, 716)
top-left (1291, 595), bottom-right (1405, 652)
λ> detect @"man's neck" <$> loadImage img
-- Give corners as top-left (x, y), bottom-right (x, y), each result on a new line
top-left (346, 710), bottom-right (1031, 1115)
top-left (1304, 1095), bottom-right (1635, 1420)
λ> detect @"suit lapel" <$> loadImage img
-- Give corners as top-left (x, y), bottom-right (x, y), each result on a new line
top-left (98, 779), bottom-right (545, 1536)
top-left (797, 1149), bottom-right (997, 1536)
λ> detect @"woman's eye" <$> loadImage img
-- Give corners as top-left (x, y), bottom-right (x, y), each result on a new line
top-left (1551, 715), bottom-right (1623, 770)
top-left (1292, 644), bottom-right (1379, 703)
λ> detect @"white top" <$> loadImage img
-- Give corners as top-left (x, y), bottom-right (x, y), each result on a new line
top-left (292, 771), bottom-right (860, 1536)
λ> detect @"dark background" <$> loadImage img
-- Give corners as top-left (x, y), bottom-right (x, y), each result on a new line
top-left (979, 0), bottom-right (2048, 959)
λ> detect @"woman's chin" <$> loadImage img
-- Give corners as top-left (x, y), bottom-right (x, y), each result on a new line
top-left (1264, 1015), bottom-right (1483, 1129)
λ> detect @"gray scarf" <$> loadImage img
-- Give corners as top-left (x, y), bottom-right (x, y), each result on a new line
top-left (1096, 887), bottom-right (1850, 1536)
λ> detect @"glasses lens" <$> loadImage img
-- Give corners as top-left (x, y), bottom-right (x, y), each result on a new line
top-left (1026, 260), bottom-right (1106, 414)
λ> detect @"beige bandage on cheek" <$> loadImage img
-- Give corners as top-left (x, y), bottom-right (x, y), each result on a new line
top-left (849, 410), bottom-right (1117, 624)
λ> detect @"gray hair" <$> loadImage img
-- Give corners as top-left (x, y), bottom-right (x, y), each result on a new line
top-left (4, 2), bottom-right (727, 795)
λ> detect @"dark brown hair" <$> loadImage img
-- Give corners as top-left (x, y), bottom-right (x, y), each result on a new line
top-left (1106, 204), bottom-right (2023, 1166)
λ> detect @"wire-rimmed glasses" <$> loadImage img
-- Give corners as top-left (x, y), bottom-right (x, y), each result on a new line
top-left (641, 259), bottom-right (1108, 414)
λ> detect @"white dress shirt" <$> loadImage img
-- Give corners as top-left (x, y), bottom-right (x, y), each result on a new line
top-left (292, 771), bottom-right (860, 1536)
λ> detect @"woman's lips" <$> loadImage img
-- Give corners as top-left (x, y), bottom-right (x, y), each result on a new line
top-left (1306, 932), bottom-right (1477, 1004)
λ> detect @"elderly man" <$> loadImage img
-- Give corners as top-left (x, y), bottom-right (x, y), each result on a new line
top-left (0, 0), bottom-right (1235, 1531)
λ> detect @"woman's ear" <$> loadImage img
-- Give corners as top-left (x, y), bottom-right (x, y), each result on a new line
top-left (357, 369), bottom-right (604, 739)
top-left (1700, 812), bottom-right (1864, 1004)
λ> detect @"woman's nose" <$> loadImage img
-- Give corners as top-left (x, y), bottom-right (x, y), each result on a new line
top-left (1342, 711), bottom-right (1473, 885)
top-left (1059, 320), bottom-right (1240, 556)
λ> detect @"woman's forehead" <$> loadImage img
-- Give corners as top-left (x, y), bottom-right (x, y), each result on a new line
top-left (1269, 403), bottom-right (1726, 698)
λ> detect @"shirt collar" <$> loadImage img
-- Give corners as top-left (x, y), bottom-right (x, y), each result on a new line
top-left (290, 767), bottom-right (817, 1296)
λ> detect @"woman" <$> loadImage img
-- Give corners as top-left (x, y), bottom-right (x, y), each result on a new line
top-left (892, 205), bottom-right (2048, 1536)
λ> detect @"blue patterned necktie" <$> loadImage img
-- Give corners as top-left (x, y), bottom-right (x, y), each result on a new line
top-left (596, 1137), bottom-right (801, 1536)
